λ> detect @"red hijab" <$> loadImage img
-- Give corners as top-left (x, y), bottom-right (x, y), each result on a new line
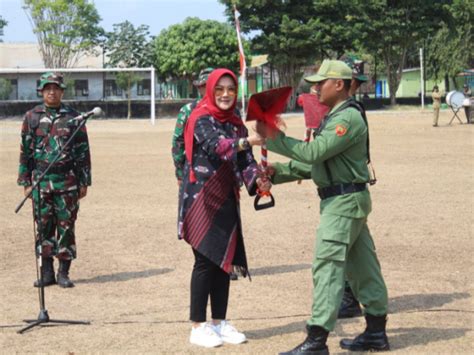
top-left (184, 68), bottom-right (243, 182)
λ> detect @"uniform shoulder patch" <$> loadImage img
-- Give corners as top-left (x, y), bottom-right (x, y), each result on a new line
top-left (335, 124), bottom-right (347, 136)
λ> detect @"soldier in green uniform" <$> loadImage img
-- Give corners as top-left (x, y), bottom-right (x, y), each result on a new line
top-left (172, 68), bottom-right (213, 184)
top-left (336, 54), bottom-right (370, 319)
top-left (259, 60), bottom-right (389, 354)
top-left (18, 72), bottom-right (91, 288)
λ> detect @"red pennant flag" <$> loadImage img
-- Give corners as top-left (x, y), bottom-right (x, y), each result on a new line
top-left (246, 86), bottom-right (293, 131)
top-left (297, 93), bottom-right (330, 129)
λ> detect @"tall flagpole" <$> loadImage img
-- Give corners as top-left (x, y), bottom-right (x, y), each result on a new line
top-left (234, 5), bottom-right (247, 117)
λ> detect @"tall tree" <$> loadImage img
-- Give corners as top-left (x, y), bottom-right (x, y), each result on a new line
top-left (0, 16), bottom-right (7, 42)
top-left (350, 0), bottom-right (448, 105)
top-left (105, 21), bottom-right (152, 119)
top-left (425, 0), bottom-right (473, 90)
top-left (220, 0), bottom-right (357, 107)
top-left (152, 17), bottom-right (249, 82)
top-left (23, 0), bottom-right (103, 68)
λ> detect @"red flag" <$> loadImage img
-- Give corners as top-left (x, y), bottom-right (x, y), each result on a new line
top-left (246, 86), bottom-right (293, 131)
top-left (298, 93), bottom-right (330, 129)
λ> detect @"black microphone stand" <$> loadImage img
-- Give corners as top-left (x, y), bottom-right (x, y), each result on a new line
top-left (15, 113), bottom-right (93, 334)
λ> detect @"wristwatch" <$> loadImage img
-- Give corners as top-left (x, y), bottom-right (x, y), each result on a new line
top-left (239, 138), bottom-right (250, 151)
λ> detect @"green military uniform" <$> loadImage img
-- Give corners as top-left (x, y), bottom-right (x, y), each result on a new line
top-left (18, 103), bottom-right (91, 260)
top-left (18, 72), bottom-right (91, 289)
top-left (267, 61), bottom-right (388, 336)
top-left (171, 68), bottom-right (213, 180)
top-left (172, 101), bottom-right (198, 180)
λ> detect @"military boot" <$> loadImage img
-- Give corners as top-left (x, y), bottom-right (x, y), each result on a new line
top-left (340, 314), bottom-right (390, 351)
top-left (338, 283), bottom-right (362, 318)
top-left (279, 325), bottom-right (329, 355)
top-left (57, 260), bottom-right (74, 288)
top-left (34, 257), bottom-right (56, 287)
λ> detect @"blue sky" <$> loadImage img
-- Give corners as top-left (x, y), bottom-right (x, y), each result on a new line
top-left (0, 0), bottom-right (229, 42)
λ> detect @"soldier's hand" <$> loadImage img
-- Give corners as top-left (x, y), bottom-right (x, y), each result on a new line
top-left (24, 186), bottom-right (33, 199)
top-left (256, 177), bottom-right (272, 192)
top-left (79, 186), bottom-right (88, 199)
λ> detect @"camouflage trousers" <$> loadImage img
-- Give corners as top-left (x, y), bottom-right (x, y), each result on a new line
top-left (32, 189), bottom-right (79, 260)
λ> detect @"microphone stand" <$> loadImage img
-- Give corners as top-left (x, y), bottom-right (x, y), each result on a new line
top-left (15, 113), bottom-right (93, 334)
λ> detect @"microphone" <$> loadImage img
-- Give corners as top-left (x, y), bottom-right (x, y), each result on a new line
top-left (72, 107), bottom-right (102, 121)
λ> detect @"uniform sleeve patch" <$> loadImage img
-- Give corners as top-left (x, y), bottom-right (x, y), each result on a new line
top-left (335, 124), bottom-right (347, 136)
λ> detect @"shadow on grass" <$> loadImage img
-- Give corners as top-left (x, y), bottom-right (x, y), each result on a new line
top-left (251, 263), bottom-right (311, 276)
top-left (389, 292), bottom-right (470, 313)
top-left (74, 268), bottom-right (174, 284)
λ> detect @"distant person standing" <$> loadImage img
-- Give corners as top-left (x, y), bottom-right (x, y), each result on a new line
top-left (432, 85), bottom-right (442, 127)
top-left (18, 72), bottom-right (91, 288)
top-left (462, 84), bottom-right (472, 124)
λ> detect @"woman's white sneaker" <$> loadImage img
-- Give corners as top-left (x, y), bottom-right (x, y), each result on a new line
top-left (190, 323), bottom-right (223, 348)
top-left (212, 320), bottom-right (247, 344)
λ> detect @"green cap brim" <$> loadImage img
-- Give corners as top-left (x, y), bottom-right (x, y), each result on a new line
top-left (304, 74), bottom-right (327, 83)
top-left (355, 74), bottom-right (368, 82)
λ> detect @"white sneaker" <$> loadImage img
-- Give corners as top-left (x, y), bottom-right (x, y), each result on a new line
top-left (189, 323), bottom-right (223, 348)
top-left (213, 320), bottom-right (247, 344)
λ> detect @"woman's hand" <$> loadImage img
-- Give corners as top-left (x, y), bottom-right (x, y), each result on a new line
top-left (247, 133), bottom-right (265, 147)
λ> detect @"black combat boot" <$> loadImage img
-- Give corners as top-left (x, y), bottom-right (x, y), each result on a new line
top-left (338, 283), bottom-right (362, 318)
top-left (279, 325), bottom-right (329, 355)
top-left (57, 260), bottom-right (75, 288)
top-left (340, 314), bottom-right (390, 351)
top-left (34, 257), bottom-right (56, 287)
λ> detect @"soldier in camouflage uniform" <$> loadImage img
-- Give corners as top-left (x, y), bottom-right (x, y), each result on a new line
top-left (18, 72), bottom-right (91, 288)
top-left (172, 67), bottom-right (213, 184)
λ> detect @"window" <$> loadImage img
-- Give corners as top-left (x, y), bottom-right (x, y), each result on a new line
top-left (137, 79), bottom-right (151, 96)
top-left (105, 80), bottom-right (122, 96)
top-left (74, 80), bottom-right (89, 96)
top-left (9, 79), bottom-right (18, 100)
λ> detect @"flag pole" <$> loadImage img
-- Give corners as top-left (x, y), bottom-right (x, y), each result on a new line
top-left (234, 4), bottom-right (247, 118)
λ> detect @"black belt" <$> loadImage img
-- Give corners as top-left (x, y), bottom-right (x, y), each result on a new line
top-left (35, 161), bottom-right (74, 175)
top-left (317, 183), bottom-right (367, 200)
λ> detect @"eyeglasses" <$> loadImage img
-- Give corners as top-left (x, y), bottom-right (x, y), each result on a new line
top-left (214, 86), bottom-right (237, 97)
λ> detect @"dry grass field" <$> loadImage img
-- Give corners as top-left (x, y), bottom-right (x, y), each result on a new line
top-left (0, 109), bottom-right (473, 354)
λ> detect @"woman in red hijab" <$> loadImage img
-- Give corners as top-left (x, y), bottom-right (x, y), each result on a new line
top-left (179, 68), bottom-right (270, 348)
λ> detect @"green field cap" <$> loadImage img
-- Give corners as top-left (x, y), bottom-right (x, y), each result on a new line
top-left (193, 67), bottom-right (214, 87)
top-left (37, 72), bottom-right (67, 91)
top-left (342, 55), bottom-right (368, 82)
top-left (304, 60), bottom-right (353, 83)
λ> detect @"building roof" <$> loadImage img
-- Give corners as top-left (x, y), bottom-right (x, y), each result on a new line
top-left (0, 42), bottom-right (103, 69)
top-left (250, 54), bottom-right (268, 68)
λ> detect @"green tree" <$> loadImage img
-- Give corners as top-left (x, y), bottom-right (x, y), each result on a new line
top-left (152, 17), bottom-right (249, 83)
top-left (220, 0), bottom-right (357, 107)
top-left (350, 0), bottom-right (448, 105)
top-left (425, 0), bottom-right (473, 90)
top-left (23, 0), bottom-right (103, 68)
top-left (0, 78), bottom-right (12, 100)
top-left (0, 16), bottom-right (7, 42)
top-left (105, 21), bottom-right (152, 119)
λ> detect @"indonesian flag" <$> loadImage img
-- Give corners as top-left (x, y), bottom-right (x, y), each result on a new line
top-left (234, 5), bottom-right (246, 113)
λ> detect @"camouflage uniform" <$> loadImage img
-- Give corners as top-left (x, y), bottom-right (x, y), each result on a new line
top-left (18, 103), bottom-right (91, 260)
top-left (171, 67), bottom-right (214, 181)
top-left (172, 101), bottom-right (199, 180)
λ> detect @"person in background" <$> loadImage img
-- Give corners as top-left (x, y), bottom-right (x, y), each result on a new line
top-left (432, 85), bottom-right (442, 127)
top-left (462, 84), bottom-right (472, 124)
